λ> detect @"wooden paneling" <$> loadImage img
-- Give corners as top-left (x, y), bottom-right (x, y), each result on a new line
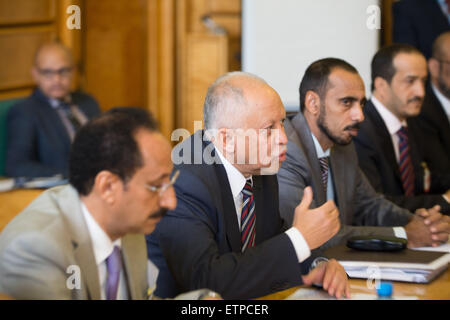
top-left (182, 33), bottom-right (228, 133)
top-left (209, 0), bottom-right (241, 13)
top-left (0, 26), bottom-right (55, 91)
top-left (0, 0), bottom-right (55, 25)
top-left (82, 0), bottom-right (148, 111)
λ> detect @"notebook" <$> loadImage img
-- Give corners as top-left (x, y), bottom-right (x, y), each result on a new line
top-left (324, 245), bottom-right (450, 283)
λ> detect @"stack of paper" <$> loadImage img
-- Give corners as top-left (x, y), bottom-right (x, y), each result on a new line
top-left (325, 245), bottom-right (450, 284)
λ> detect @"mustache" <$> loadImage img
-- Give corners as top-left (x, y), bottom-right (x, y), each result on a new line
top-left (148, 208), bottom-right (168, 219)
top-left (408, 96), bottom-right (423, 104)
top-left (344, 123), bottom-right (361, 131)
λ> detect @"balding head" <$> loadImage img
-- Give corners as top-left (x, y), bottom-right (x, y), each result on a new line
top-left (32, 41), bottom-right (74, 99)
top-left (429, 32), bottom-right (450, 99)
top-left (203, 71), bottom-right (273, 129)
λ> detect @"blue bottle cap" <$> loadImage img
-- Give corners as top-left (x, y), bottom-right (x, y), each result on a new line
top-left (377, 282), bottom-right (393, 297)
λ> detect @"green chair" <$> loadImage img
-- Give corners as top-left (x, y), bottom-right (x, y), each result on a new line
top-left (0, 98), bottom-right (23, 177)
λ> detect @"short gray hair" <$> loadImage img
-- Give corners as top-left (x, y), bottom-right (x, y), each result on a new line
top-left (203, 71), bottom-right (267, 129)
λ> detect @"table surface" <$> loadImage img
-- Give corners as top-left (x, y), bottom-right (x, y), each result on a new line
top-left (0, 188), bottom-right (43, 231)
top-left (258, 266), bottom-right (450, 300)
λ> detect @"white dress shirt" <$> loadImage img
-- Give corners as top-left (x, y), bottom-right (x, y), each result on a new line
top-left (214, 147), bottom-right (311, 262)
top-left (369, 96), bottom-right (408, 239)
top-left (431, 82), bottom-right (450, 125)
top-left (81, 202), bottom-right (128, 300)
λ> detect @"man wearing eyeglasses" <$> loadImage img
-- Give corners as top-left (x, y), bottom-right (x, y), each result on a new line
top-left (5, 41), bottom-right (100, 178)
top-left (0, 107), bottom-right (180, 299)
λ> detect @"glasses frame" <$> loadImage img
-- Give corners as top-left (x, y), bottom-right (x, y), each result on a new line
top-left (146, 170), bottom-right (179, 195)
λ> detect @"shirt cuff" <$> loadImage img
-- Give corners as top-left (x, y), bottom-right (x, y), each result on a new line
top-left (393, 227), bottom-right (407, 239)
top-left (285, 227), bottom-right (311, 263)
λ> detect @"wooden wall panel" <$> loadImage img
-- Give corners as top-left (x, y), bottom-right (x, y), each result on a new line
top-left (82, 0), bottom-right (148, 111)
top-left (0, 0), bottom-right (55, 25)
top-left (0, 26), bottom-right (55, 91)
top-left (182, 33), bottom-right (228, 133)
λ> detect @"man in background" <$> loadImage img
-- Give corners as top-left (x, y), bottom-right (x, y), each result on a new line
top-left (6, 41), bottom-right (100, 178)
top-left (417, 32), bottom-right (450, 174)
top-left (354, 44), bottom-right (450, 214)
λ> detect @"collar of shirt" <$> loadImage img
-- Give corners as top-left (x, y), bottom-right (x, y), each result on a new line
top-left (214, 146), bottom-right (252, 198)
top-left (48, 95), bottom-right (72, 109)
top-left (311, 132), bottom-right (330, 158)
top-left (371, 96), bottom-right (407, 135)
top-left (431, 82), bottom-right (450, 119)
top-left (80, 201), bottom-right (122, 266)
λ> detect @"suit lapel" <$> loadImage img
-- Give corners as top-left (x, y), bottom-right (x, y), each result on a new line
top-left (365, 101), bottom-right (401, 180)
top-left (121, 234), bottom-right (146, 300)
top-left (289, 113), bottom-right (327, 205)
top-left (56, 185), bottom-right (102, 300)
top-left (329, 146), bottom-right (346, 220)
top-left (252, 176), bottom-right (264, 245)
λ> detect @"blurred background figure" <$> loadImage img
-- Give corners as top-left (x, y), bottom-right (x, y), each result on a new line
top-left (5, 41), bottom-right (100, 178)
top-left (393, 0), bottom-right (450, 59)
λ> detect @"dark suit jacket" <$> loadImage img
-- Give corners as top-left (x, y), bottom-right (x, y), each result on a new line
top-left (393, 0), bottom-right (450, 59)
top-left (417, 83), bottom-right (450, 174)
top-left (5, 88), bottom-right (100, 178)
top-left (147, 130), bottom-right (318, 300)
top-left (354, 100), bottom-right (450, 214)
top-left (277, 113), bottom-right (413, 250)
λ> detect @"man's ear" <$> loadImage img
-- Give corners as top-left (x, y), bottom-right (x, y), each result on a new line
top-left (374, 76), bottom-right (389, 93)
top-left (93, 171), bottom-right (122, 206)
top-left (304, 90), bottom-right (321, 116)
top-left (31, 66), bottom-right (39, 82)
top-left (217, 127), bottom-right (235, 154)
top-left (428, 58), bottom-right (439, 79)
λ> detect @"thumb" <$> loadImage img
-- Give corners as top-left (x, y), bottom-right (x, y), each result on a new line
top-left (301, 273), bottom-right (313, 286)
top-left (298, 186), bottom-right (313, 212)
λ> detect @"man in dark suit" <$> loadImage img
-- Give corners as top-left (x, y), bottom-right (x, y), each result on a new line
top-left (6, 41), bottom-right (100, 178)
top-left (278, 58), bottom-right (449, 250)
top-left (417, 32), bottom-right (450, 174)
top-left (354, 44), bottom-right (450, 215)
top-left (147, 72), bottom-right (349, 300)
top-left (393, 0), bottom-right (450, 59)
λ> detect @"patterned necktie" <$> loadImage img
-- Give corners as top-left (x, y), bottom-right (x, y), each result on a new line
top-left (59, 100), bottom-right (82, 132)
top-left (397, 127), bottom-right (415, 196)
top-left (319, 157), bottom-right (329, 195)
top-left (105, 246), bottom-right (122, 300)
top-left (241, 179), bottom-right (256, 252)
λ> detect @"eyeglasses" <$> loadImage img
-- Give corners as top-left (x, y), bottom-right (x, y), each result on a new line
top-left (37, 67), bottom-right (73, 78)
top-left (146, 170), bottom-right (180, 195)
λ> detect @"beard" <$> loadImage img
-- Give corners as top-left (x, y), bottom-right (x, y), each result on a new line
top-left (317, 102), bottom-right (359, 146)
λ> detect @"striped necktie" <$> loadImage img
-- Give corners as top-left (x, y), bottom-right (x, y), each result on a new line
top-left (241, 179), bottom-right (256, 252)
top-left (397, 127), bottom-right (415, 196)
top-left (319, 157), bottom-right (329, 195)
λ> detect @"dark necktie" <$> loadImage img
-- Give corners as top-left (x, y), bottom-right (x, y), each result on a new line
top-left (241, 179), bottom-right (256, 252)
top-left (397, 127), bottom-right (415, 196)
top-left (59, 100), bottom-right (82, 132)
top-left (105, 246), bottom-right (122, 300)
top-left (319, 157), bottom-right (329, 195)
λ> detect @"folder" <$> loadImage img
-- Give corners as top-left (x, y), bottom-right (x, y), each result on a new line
top-left (324, 245), bottom-right (450, 283)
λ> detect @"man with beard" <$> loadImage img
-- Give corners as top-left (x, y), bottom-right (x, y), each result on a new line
top-left (278, 58), bottom-right (450, 250)
top-left (354, 44), bottom-right (450, 215)
top-left (0, 107), bottom-right (178, 299)
top-left (147, 72), bottom-right (350, 300)
top-left (417, 32), bottom-right (450, 177)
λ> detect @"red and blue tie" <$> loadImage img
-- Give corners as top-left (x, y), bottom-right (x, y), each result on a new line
top-left (241, 180), bottom-right (256, 252)
top-left (397, 127), bottom-right (415, 197)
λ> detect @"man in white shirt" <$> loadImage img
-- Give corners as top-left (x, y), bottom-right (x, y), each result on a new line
top-left (0, 107), bottom-right (178, 299)
top-left (354, 43), bottom-right (450, 216)
top-left (148, 72), bottom-right (349, 300)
